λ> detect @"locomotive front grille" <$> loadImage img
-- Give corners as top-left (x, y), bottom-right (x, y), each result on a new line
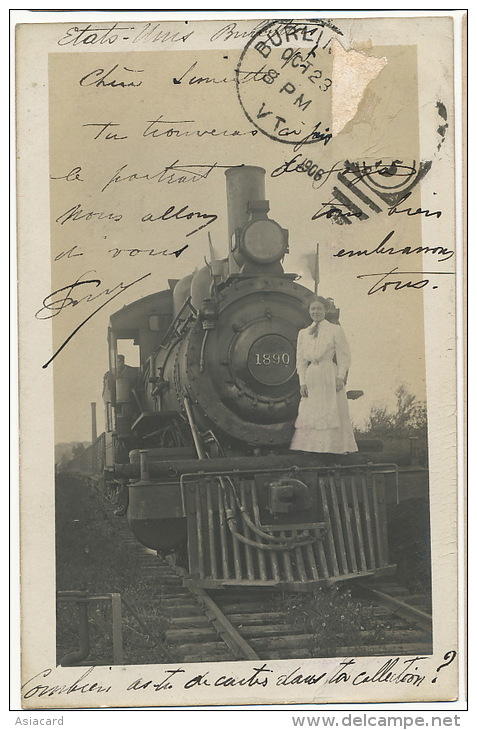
top-left (183, 469), bottom-right (395, 589)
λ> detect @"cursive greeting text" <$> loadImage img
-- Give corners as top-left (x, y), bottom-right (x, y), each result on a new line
top-left (356, 267), bottom-right (454, 295)
top-left (334, 229), bottom-right (454, 263)
top-left (79, 64), bottom-right (144, 88)
top-left (38, 272), bottom-right (151, 368)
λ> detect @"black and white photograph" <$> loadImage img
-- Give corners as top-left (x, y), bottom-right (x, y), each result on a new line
top-left (15, 10), bottom-right (464, 710)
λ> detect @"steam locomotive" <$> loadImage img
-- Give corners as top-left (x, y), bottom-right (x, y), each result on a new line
top-left (82, 166), bottom-right (426, 590)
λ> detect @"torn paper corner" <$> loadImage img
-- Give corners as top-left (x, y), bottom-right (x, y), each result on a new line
top-left (331, 39), bottom-right (387, 136)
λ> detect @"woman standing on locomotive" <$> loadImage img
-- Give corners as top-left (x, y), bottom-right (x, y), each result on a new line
top-left (290, 296), bottom-right (358, 454)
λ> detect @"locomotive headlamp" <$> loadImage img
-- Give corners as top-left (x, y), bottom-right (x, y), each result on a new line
top-left (241, 219), bottom-right (288, 264)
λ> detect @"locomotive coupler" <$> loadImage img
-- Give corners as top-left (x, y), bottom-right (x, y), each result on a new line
top-left (268, 477), bottom-right (311, 515)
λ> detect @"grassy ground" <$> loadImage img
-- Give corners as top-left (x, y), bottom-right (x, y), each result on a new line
top-left (279, 584), bottom-right (388, 656)
top-left (55, 474), bottom-right (169, 666)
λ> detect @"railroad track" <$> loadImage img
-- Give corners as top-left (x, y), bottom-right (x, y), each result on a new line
top-left (118, 522), bottom-right (432, 664)
top-left (163, 573), bottom-right (432, 663)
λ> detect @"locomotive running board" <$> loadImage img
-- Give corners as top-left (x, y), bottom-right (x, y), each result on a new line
top-left (183, 468), bottom-right (395, 588)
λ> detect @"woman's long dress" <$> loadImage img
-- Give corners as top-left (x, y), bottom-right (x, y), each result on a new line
top-left (290, 319), bottom-right (358, 454)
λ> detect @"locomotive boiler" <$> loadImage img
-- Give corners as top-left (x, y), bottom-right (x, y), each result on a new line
top-left (98, 166), bottom-right (402, 589)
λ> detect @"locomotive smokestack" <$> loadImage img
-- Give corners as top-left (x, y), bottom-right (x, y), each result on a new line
top-left (225, 166), bottom-right (266, 245)
top-left (91, 402), bottom-right (97, 443)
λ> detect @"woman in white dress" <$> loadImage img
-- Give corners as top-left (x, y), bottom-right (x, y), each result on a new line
top-left (290, 296), bottom-right (358, 454)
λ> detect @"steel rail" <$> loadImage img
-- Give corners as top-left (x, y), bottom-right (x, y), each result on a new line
top-left (361, 583), bottom-right (432, 633)
top-left (172, 565), bottom-right (260, 660)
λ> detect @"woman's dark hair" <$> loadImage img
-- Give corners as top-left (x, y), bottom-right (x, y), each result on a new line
top-left (308, 296), bottom-right (333, 337)
top-left (309, 295), bottom-right (332, 311)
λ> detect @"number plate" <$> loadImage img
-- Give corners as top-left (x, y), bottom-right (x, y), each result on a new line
top-left (247, 334), bottom-right (296, 385)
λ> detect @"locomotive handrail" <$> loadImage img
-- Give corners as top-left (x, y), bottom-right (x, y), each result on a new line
top-left (183, 395), bottom-right (207, 459)
top-left (156, 296), bottom-right (197, 354)
top-left (199, 329), bottom-right (209, 373)
top-left (176, 465), bottom-right (399, 491)
top-left (119, 460), bottom-right (400, 479)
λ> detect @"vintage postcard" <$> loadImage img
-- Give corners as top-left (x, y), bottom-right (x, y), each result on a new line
top-left (16, 10), bottom-right (465, 710)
